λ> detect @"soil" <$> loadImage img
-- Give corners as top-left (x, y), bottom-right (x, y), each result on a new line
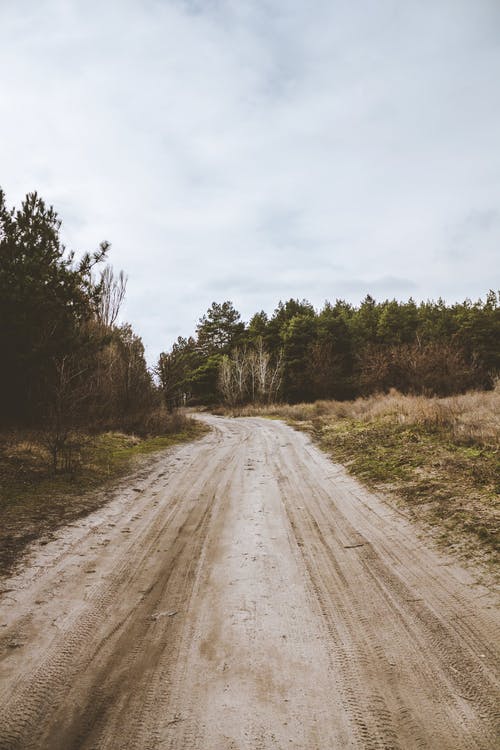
top-left (0, 416), bottom-right (498, 749)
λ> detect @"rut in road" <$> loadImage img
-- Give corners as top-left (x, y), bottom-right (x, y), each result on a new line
top-left (0, 415), bottom-right (498, 749)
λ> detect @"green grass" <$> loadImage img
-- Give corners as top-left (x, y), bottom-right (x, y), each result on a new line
top-left (87, 429), bottom-right (204, 474)
top-left (0, 421), bottom-right (208, 577)
top-left (312, 416), bottom-right (499, 567)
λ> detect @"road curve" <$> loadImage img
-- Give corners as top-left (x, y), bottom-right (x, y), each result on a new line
top-left (0, 415), bottom-right (498, 749)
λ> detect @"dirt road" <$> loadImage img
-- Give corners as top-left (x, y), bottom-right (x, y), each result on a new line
top-left (0, 416), bottom-right (498, 749)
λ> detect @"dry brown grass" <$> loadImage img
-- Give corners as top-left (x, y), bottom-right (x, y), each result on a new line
top-left (224, 383), bottom-right (500, 449)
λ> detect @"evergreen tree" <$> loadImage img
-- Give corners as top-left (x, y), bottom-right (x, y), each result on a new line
top-left (196, 301), bottom-right (245, 355)
top-left (0, 189), bottom-right (107, 423)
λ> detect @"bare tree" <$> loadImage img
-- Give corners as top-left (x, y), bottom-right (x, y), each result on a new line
top-left (97, 265), bottom-right (127, 329)
top-left (232, 348), bottom-right (249, 402)
top-left (218, 339), bottom-right (283, 405)
top-left (42, 354), bottom-right (91, 473)
top-left (266, 347), bottom-right (284, 403)
top-left (247, 338), bottom-right (283, 403)
top-left (218, 348), bottom-right (248, 405)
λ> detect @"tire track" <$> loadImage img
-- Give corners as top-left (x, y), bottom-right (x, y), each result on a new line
top-left (269, 418), bottom-right (499, 749)
top-left (0, 416), bottom-right (498, 749)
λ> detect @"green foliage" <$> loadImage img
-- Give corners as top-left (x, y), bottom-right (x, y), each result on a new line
top-left (0, 187), bottom-right (159, 447)
top-left (247, 310), bottom-right (269, 340)
top-left (281, 314), bottom-right (318, 402)
top-left (157, 336), bottom-right (199, 407)
top-left (312, 304), bottom-right (354, 399)
top-left (189, 354), bottom-right (223, 404)
top-left (377, 298), bottom-right (418, 345)
top-left (0, 189), bottom-right (107, 422)
top-left (158, 292), bottom-right (500, 406)
top-left (196, 300), bottom-right (245, 355)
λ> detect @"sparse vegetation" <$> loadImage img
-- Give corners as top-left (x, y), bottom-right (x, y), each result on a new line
top-left (0, 188), bottom-right (179, 455)
top-left (221, 387), bottom-right (500, 568)
top-left (0, 411), bottom-right (208, 576)
top-left (0, 187), bottom-right (212, 572)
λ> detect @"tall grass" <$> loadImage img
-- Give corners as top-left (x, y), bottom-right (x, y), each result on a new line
top-left (226, 383), bottom-right (500, 448)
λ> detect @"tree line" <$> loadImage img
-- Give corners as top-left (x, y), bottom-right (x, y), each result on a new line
top-left (2, 187), bottom-right (498, 428)
top-left (0, 189), bottom-right (161, 469)
top-left (158, 293), bottom-right (500, 406)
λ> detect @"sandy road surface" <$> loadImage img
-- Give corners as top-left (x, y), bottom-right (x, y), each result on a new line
top-left (0, 416), bottom-right (498, 749)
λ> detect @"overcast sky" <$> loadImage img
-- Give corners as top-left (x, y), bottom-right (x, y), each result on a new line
top-left (1, 0), bottom-right (499, 363)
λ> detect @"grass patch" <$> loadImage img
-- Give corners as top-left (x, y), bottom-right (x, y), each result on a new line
top-left (317, 418), bottom-right (499, 559)
top-left (0, 416), bottom-right (208, 576)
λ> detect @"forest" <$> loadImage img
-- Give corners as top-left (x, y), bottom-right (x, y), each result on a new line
top-left (158, 293), bottom-right (500, 407)
top-left (2, 187), bottom-right (499, 434)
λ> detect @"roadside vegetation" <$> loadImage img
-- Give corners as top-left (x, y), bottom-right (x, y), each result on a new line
top-left (0, 188), bottom-right (172, 455)
top-left (2, 186), bottom-right (499, 574)
top-left (156, 268), bottom-right (499, 572)
top-left (0, 188), bottom-right (205, 574)
top-left (0, 411), bottom-right (207, 576)
top-left (223, 388), bottom-right (500, 570)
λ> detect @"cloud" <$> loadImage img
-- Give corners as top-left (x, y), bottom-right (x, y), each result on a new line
top-left (1, 0), bottom-right (499, 363)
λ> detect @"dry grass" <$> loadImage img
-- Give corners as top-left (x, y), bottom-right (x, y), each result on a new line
top-left (0, 411), bottom-right (208, 576)
top-left (221, 386), bottom-right (500, 571)
top-left (224, 385), bottom-right (500, 449)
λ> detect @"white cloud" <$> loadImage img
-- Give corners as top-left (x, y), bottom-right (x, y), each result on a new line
top-left (1, 0), bottom-right (499, 363)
